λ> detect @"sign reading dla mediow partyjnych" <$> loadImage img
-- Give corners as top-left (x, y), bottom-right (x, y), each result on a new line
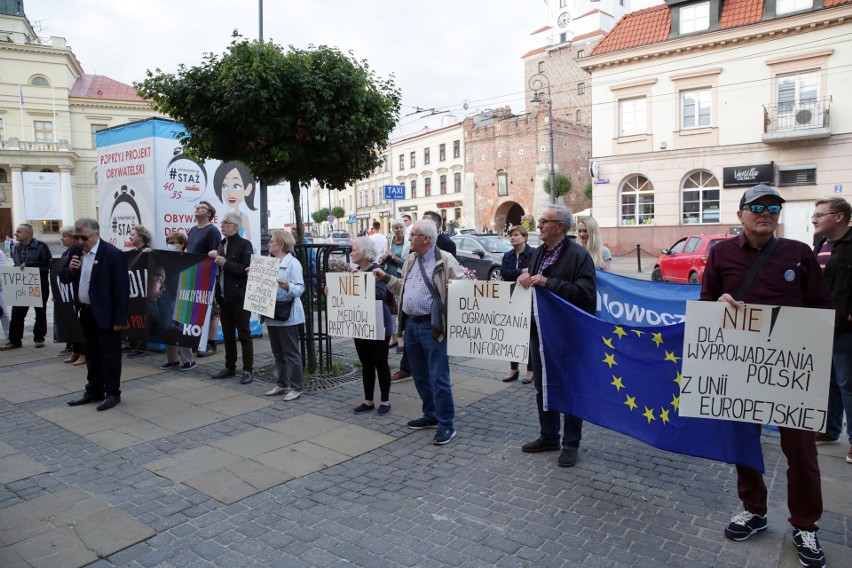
top-left (447, 280), bottom-right (531, 363)
top-left (680, 301), bottom-right (834, 432)
top-left (326, 272), bottom-right (382, 340)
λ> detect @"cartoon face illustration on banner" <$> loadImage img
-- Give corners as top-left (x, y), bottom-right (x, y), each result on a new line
top-left (213, 161), bottom-right (256, 241)
top-left (164, 148), bottom-right (208, 203)
top-left (108, 186), bottom-right (142, 245)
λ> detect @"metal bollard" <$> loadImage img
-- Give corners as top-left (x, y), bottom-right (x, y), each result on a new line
top-left (636, 244), bottom-right (642, 273)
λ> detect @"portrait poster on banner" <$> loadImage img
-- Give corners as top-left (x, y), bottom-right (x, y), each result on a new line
top-left (49, 259), bottom-right (84, 344)
top-left (447, 280), bottom-right (531, 363)
top-left (325, 272), bottom-right (381, 340)
top-left (244, 255), bottom-right (281, 319)
top-left (680, 301), bottom-right (835, 432)
top-left (147, 250), bottom-right (217, 348)
top-left (0, 266), bottom-right (43, 308)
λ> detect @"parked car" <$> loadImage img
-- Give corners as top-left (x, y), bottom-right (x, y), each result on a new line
top-left (652, 234), bottom-right (733, 284)
top-left (327, 231), bottom-right (352, 246)
top-left (451, 235), bottom-right (513, 281)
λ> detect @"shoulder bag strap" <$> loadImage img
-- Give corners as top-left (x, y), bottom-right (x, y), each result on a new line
top-left (416, 255), bottom-right (445, 314)
top-left (734, 237), bottom-right (778, 300)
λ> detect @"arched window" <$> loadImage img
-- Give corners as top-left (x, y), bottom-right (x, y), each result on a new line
top-left (576, 109), bottom-right (582, 122)
top-left (620, 175), bottom-right (654, 225)
top-left (30, 75), bottom-right (50, 86)
top-left (681, 171), bottom-right (720, 224)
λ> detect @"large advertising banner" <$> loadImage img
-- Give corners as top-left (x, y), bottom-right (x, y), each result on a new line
top-left (680, 301), bottom-right (834, 432)
top-left (124, 251), bottom-right (149, 344)
top-left (447, 280), bottom-right (531, 363)
top-left (22, 172), bottom-right (61, 220)
top-left (97, 118), bottom-right (265, 336)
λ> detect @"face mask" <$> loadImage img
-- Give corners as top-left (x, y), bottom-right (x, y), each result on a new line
top-left (166, 244), bottom-right (178, 251)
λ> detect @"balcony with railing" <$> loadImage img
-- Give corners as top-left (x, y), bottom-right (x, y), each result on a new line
top-left (763, 97), bottom-right (831, 143)
top-left (0, 138), bottom-right (71, 152)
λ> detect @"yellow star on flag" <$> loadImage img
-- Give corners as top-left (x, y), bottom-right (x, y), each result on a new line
top-left (643, 406), bottom-right (656, 423)
top-left (625, 395), bottom-right (637, 411)
top-left (660, 408), bottom-right (670, 424)
top-left (602, 336), bottom-right (614, 349)
top-left (651, 332), bottom-right (664, 347)
top-left (674, 372), bottom-right (682, 386)
top-left (665, 350), bottom-right (681, 363)
top-left (603, 353), bottom-right (617, 368)
top-left (613, 326), bottom-right (627, 339)
top-left (611, 375), bottom-right (625, 391)
top-left (670, 393), bottom-right (680, 410)
top-left (631, 329), bottom-right (644, 338)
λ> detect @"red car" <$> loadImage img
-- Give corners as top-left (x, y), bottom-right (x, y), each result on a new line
top-left (652, 234), bottom-right (732, 284)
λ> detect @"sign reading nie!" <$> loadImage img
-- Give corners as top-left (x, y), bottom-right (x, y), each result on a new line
top-left (722, 162), bottom-right (774, 188)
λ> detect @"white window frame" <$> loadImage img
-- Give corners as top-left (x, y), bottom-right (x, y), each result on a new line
top-left (681, 89), bottom-right (712, 129)
top-left (34, 120), bottom-right (53, 143)
top-left (681, 171), bottom-right (720, 224)
top-left (620, 175), bottom-right (655, 226)
top-left (777, 0), bottom-right (813, 15)
top-left (679, 2), bottom-right (710, 34)
top-left (777, 70), bottom-right (818, 114)
top-left (619, 97), bottom-right (647, 137)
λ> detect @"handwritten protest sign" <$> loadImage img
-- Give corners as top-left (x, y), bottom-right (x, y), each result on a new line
top-left (0, 266), bottom-right (43, 307)
top-left (326, 272), bottom-right (381, 340)
top-left (447, 280), bottom-right (531, 363)
top-left (244, 255), bottom-right (281, 318)
top-left (680, 301), bottom-right (834, 432)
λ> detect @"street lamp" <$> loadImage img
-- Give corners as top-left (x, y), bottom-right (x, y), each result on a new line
top-left (529, 72), bottom-right (557, 206)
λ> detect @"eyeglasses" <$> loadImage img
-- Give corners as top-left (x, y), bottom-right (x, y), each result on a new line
top-left (538, 219), bottom-right (562, 226)
top-left (744, 204), bottom-right (782, 215)
top-left (811, 211), bottom-right (837, 220)
top-left (195, 206), bottom-right (210, 212)
top-left (73, 234), bottom-right (96, 241)
top-left (221, 220), bottom-right (236, 225)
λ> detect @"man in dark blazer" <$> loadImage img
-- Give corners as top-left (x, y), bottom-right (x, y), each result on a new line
top-left (209, 212), bottom-right (255, 384)
top-left (517, 205), bottom-right (596, 468)
top-left (60, 218), bottom-right (130, 411)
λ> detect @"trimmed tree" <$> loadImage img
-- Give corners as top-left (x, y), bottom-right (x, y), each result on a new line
top-left (136, 35), bottom-right (400, 371)
top-left (543, 171), bottom-right (573, 199)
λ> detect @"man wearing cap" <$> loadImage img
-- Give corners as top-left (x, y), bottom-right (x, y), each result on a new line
top-left (700, 184), bottom-right (832, 568)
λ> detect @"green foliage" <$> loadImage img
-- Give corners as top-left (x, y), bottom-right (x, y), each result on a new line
top-left (136, 35), bottom-right (401, 187)
top-left (543, 172), bottom-right (573, 198)
top-left (330, 362), bottom-right (342, 377)
top-left (521, 214), bottom-right (536, 232)
top-left (331, 206), bottom-right (345, 219)
top-left (311, 208), bottom-right (330, 224)
top-left (584, 180), bottom-right (593, 200)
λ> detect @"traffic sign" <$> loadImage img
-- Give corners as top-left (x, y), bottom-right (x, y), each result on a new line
top-left (384, 184), bottom-right (406, 200)
top-left (348, 215), bottom-right (357, 224)
top-left (327, 215), bottom-right (335, 223)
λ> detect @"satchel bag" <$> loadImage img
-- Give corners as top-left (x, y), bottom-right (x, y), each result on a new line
top-left (273, 299), bottom-right (295, 321)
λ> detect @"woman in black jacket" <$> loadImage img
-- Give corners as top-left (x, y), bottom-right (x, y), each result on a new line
top-left (500, 225), bottom-right (534, 383)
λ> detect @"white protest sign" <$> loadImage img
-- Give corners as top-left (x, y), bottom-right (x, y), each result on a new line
top-left (0, 267), bottom-right (43, 307)
top-left (680, 301), bottom-right (834, 432)
top-left (447, 280), bottom-right (531, 363)
top-left (326, 272), bottom-right (380, 340)
top-left (244, 255), bottom-right (281, 318)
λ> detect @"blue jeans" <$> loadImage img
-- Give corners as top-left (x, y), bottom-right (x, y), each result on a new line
top-left (825, 331), bottom-right (852, 444)
top-left (531, 325), bottom-right (582, 450)
top-left (404, 319), bottom-right (454, 430)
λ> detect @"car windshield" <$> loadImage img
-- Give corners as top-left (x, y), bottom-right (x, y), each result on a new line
top-left (479, 237), bottom-right (512, 253)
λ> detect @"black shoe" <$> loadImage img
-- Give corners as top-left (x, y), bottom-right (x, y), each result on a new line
top-left (502, 370), bottom-right (520, 383)
top-left (239, 370), bottom-right (253, 384)
top-left (433, 429), bottom-right (456, 445)
top-left (67, 392), bottom-right (104, 406)
top-left (724, 511), bottom-right (767, 541)
top-left (160, 361), bottom-right (181, 370)
top-left (521, 438), bottom-right (560, 453)
top-left (96, 395), bottom-right (121, 411)
top-left (792, 529), bottom-right (825, 567)
top-left (407, 417), bottom-right (438, 430)
top-left (353, 403), bottom-right (375, 414)
top-left (557, 448), bottom-right (578, 467)
top-left (211, 369), bottom-right (236, 379)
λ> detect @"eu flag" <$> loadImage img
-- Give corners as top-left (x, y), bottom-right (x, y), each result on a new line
top-left (536, 288), bottom-right (764, 472)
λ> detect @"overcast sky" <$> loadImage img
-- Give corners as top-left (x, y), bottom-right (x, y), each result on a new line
top-left (25, 1), bottom-right (661, 136)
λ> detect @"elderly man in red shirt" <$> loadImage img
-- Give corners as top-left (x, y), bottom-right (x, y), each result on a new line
top-left (700, 184), bottom-right (833, 568)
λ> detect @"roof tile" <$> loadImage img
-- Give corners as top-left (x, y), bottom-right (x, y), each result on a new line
top-left (591, 5), bottom-right (670, 56)
top-left (69, 74), bottom-right (145, 102)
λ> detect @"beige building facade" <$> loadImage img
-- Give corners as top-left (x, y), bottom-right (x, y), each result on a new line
top-left (582, 1), bottom-right (852, 254)
top-left (0, 5), bottom-right (159, 242)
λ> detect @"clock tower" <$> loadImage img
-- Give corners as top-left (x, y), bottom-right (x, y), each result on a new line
top-left (546, 0), bottom-right (631, 46)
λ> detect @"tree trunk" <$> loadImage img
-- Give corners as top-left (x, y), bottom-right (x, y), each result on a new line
top-left (289, 177), bottom-right (318, 373)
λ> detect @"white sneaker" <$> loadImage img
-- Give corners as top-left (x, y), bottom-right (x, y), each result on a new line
top-left (283, 390), bottom-right (301, 401)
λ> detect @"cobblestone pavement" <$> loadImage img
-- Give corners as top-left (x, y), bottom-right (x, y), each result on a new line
top-left (1, 296), bottom-right (850, 567)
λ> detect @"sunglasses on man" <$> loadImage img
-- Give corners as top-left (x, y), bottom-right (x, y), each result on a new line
top-left (743, 204), bottom-right (782, 215)
top-left (73, 234), bottom-right (97, 241)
